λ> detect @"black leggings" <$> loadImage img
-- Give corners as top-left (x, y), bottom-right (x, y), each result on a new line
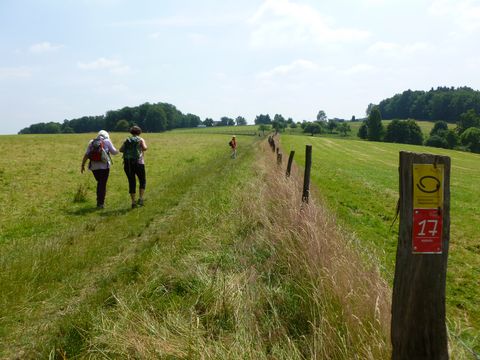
top-left (124, 161), bottom-right (146, 194)
top-left (92, 168), bottom-right (110, 206)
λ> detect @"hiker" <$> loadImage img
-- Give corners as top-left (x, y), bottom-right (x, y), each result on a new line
top-left (120, 125), bottom-right (148, 208)
top-left (81, 130), bottom-right (119, 209)
top-left (229, 135), bottom-right (237, 159)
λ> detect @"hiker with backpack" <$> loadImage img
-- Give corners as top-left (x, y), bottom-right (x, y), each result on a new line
top-left (120, 125), bottom-right (148, 208)
top-left (229, 135), bottom-right (237, 159)
top-left (81, 130), bottom-right (119, 209)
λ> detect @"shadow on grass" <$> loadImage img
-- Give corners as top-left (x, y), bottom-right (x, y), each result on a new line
top-left (66, 206), bottom-right (130, 217)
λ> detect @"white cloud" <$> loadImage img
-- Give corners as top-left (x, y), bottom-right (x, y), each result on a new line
top-left (249, 0), bottom-right (370, 48)
top-left (258, 59), bottom-right (321, 78)
top-left (77, 57), bottom-right (131, 74)
top-left (429, 0), bottom-right (480, 32)
top-left (29, 42), bottom-right (63, 53)
top-left (342, 64), bottom-right (375, 75)
top-left (0, 66), bottom-right (32, 79)
top-left (368, 41), bottom-right (431, 55)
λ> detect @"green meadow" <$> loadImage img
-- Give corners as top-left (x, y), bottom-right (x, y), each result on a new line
top-left (0, 132), bottom-right (392, 359)
top-left (280, 135), bottom-right (480, 353)
top-left (0, 130), bottom-right (477, 358)
top-left (0, 132), bottom-right (256, 357)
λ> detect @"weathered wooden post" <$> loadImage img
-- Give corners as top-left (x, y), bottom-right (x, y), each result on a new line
top-left (277, 152), bottom-right (282, 165)
top-left (391, 151), bottom-right (450, 360)
top-left (302, 145), bottom-right (312, 203)
top-left (286, 150), bottom-right (295, 177)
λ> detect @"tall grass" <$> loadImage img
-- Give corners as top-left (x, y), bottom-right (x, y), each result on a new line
top-left (280, 135), bottom-right (480, 357)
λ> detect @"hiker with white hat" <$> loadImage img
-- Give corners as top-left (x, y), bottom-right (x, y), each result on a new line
top-left (81, 130), bottom-right (119, 209)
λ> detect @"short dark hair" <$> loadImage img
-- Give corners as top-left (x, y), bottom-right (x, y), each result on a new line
top-left (130, 125), bottom-right (142, 135)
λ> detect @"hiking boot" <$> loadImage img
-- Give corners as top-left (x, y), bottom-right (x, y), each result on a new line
top-left (131, 201), bottom-right (137, 209)
top-left (137, 198), bottom-right (144, 206)
top-left (97, 204), bottom-right (104, 209)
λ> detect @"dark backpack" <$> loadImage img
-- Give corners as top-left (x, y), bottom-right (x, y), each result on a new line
top-left (123, 136), bottom-right (142, 161)
top-left (88, 137), bottom-right (109, 162)
top-left (228, 140), bottom-right (233, 147)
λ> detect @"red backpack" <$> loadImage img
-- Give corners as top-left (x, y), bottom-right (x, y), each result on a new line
top-left (88, 137), bottom-right (107, 162)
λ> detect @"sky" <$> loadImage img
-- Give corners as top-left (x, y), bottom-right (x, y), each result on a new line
top-left (1, 0), bottom-right (480, 134)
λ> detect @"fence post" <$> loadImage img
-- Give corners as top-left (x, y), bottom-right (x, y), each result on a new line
top-left (391, 151), bottom-right (450, 360)
top-left (277, 152), bottom-right (282, 165)
top-left (302, 145), bottom-right (312, 203)
top-left (286, 150), bottom-right (295, 177)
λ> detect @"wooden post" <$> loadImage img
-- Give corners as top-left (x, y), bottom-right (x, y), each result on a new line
top-left (277, 152), bottom-right (282, 165)
top-left (286, 150), bottom-right (295, 177)
top-left (302, 145), bottom-right (312, 203)
top-left (391, 151), bottom-right (450, 360)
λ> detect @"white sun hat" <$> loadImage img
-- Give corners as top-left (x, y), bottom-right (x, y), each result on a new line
top-left (97, 130), bottom-right (110, 139)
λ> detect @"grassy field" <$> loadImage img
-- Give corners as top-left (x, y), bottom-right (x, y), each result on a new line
top-left (280, 135), bottom-right (480, 354)
top-left (0, 132), bottom-right (393, 358)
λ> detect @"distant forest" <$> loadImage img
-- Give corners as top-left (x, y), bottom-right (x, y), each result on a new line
top-left (375, 86), bottom-right (480, 123)
top-left (18, 102), bottom-right (204, 134)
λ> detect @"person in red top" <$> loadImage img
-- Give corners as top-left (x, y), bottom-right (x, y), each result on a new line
top-left (229, 135), bottom-right (237, 159)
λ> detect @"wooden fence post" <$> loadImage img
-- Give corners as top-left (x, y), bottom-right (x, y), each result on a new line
top-left (286, 150), bottom-right (295, 177)
top-left (391, 151), bottom-right (450, 360)
top-left (277, 152), bottom-right (282, 165)
top-left (302, 145), bottom-right (312, 203)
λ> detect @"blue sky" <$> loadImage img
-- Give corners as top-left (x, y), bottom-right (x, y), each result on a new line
top-left (1, 0), bottom-right (480, 134)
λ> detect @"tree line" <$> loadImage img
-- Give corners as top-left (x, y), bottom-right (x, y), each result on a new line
top-left (18, 102), bottom-right (247, 134)
top-left (359, 107), bottom-right (480, 153)
top-left (374, 86), bottom-right (480, 123)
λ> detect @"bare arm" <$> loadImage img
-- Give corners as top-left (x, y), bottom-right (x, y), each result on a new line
top-left (81, 154), bottom-right (89, 173)
top-left (140, 138), bottom-right (147, 151)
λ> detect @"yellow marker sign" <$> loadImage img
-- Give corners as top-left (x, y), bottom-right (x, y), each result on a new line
top-left (413, 164), bottom-right (444, 209)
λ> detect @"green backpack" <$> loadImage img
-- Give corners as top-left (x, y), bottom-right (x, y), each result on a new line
top-left (123, 136), bottom-right (142, 161)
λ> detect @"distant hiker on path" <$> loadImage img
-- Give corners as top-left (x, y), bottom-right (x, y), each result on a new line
top-left (229, 135), bottom-right (237, 159)
top-left (81, 130), bottom-right (119, 209)
top-left (120, 125), bottom-right (148, 208)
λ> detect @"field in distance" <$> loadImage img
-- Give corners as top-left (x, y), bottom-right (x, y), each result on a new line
top-left (280, 134), bottom-right (480, 353)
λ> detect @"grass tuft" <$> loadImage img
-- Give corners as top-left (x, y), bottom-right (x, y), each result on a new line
top-left (73, 183), bottom-right (88, 203)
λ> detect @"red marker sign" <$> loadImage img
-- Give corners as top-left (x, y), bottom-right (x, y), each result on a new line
top-left (412, 209), bottom-right (443, 254)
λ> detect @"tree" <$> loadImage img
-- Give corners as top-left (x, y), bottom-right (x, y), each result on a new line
top-left (384, 119), bottom-right (423, 145)
top-left (366, 103), bottom-right (375, 116)
top-left (445, 129), bottom-right (459, 148)
top-left (220, 116), bottom-right (235, 126)
top-left (327, 120), bottom-right (338, 133)
top-left (430, 121), bottom-right (449, 136)
top-left (145, 105), bottom-right (167, 132)
top-left (358, 121), bottom-right (368, 139)
top-left (304, 122), bottom-right (322, 136)
top-left (258, 124), bottom-right (270, 136)
top-left (460, 127), bottom-right (480, 153)
top-left (366, 107), bottom-right (384, 141)
top-left (337, 122), bottom-right (351, 136)
top-left (351, 115), bottom-right (356, 122)
top-left (203, 118), bottom-right (214, 127)
top-left (457, 109), bottom-right (480, 134)
top-left (289, 122), bottom-right (298, 129)
top-left (235, 116), bottom-right (247, 126)
top-left (115, 119), bottom-right (130, 132)
top-left (425, 135), bottom-right (449, 149)
top-left (254, 114), bottom-right (271, 124)
top-left (316, 110), bottom-right (327, 122)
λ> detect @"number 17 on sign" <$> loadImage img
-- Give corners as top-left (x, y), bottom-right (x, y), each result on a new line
top-left (413, 209), bottom-right (443, 254)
